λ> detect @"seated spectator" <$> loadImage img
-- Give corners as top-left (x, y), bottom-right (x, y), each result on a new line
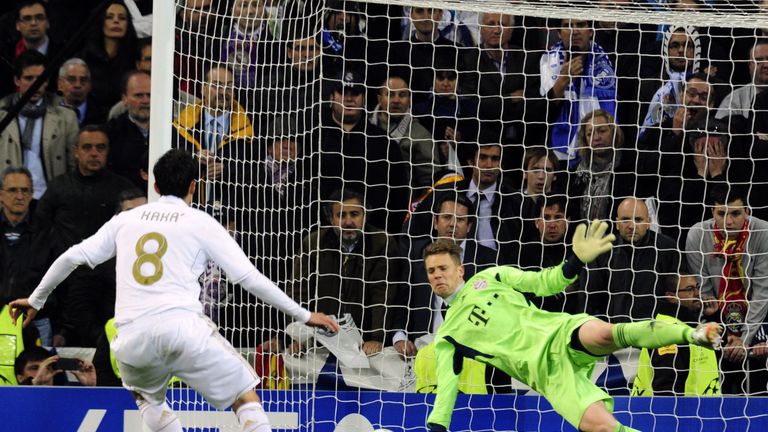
top-left (412, 67), bottom-right (479, 159)
top-left (15, 346), bottom-right (95, 386)
top-left (640, 25), bottom-right (704, 134)
top-left (568, 109), bottom-right (636, 223)
top-left (35, 125), bottom-right (134, 347)
top-left (461, 12), bottom-right (541, 147)
top-left (631, 274), bottom-right (720, 396)
top-left (390, 192), bottom-right (495, 357)
top-left (583, 197), bottom-right (679, 322)
top-left (107, 70), bottom-right (150, 189)
top-left (540, 18), bottom-right (616, 167)
top-left (716, 38), bottom-right (768, 120)
top-left (316, 69), bottom-right (409, 234)
top-left (78, 0), bottom-right (139, 109)
top-left (518, 195), bottom-right (581, 314)
top-left (0, 50), bottom-right (78, 200)
top-left (0, 1), bottom-right (62, 96)
top-left (0, 166), bottom-right (56, 346)
top-left (58, 58), bottom-right (108, 126)
top-left (291, 189), bottom-right (400, 355)
top-left (370, 73), bottom-right (460, 195)
top-left (172, 65), bottom-right (257, 212)
top-left (686, 185), bottom-right (768, 394)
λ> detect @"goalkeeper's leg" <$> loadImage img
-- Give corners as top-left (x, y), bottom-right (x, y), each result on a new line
top-left (575, 319), bottom-right (722, 356)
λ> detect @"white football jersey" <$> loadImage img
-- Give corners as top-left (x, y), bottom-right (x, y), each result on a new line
top-left (30, 195), bottom-right (308, 327)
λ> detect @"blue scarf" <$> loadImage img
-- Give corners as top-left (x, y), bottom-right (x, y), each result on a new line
top-left (540, 41), bottom-right (617, 167)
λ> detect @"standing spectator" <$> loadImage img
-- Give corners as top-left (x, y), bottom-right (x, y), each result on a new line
top-left (686, 185), bottom-right (768, 394)
top-left (57, 58), bottom-right (108, 126)
top-left (370, 74), bottom-right (460, 195)
top-left (0, 1), bottom-right (62, 97)
top-left (583, 197), bottom-right (680, 322)
top-left (461, 12), bottom-right (541, 148)
top-left (632, 274), bottom-right (720, 396)
top-left (716, 39), bottom-right (768, 120)
top-left (540, 18), bottom-right (616, 167)
top-left (567, 109), bottom-right (636, 223)
top-left (176, 0), bottom-right (219, 97)
top-left (316, 69), bottom-right (409, 234)
top-left (79, 0), bottom-right (139, 109)
top-left (390, 192), bottom-right (495, 357)
top-left (35, 125), bottom-right (134, 346)
top-left (173, 65), bottom-right (257, 212)
top-left (518, 196), bottom-right (580, 314)
top-left (0, 50), bottom-right (78, 200)
top-left (292, 189), bottom-right (400, 355)
top-left (107, 70), bottom-right (150, 190)
top-left (0, 166), bottom-right (55, 346)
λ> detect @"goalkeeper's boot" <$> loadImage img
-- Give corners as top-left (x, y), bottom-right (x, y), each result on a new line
top-left (690, 322), bottom-right (723, 349)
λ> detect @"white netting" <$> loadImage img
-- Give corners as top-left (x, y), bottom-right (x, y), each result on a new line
top-left (163, 0), bottom-right (768, 430)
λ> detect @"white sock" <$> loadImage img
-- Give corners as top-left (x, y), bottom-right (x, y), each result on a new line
top-left (137, 399), bottom-right (183, 432)
top-left (236, 401), bottom-right (271, 432)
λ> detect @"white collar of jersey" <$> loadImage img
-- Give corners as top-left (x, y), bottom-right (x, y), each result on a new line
top-left (158, 195), bottom-right (189, 206)
top-left (443, 281), bottom-right (465, 307)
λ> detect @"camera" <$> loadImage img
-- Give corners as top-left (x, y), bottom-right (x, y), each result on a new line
top-left (53, 358), bottom-right (82, 371)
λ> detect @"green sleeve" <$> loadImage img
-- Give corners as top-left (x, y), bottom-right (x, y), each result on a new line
top-left (494, 263), bottom-right (575, 297)
top-left (426, 337), bottom-right (459, 429)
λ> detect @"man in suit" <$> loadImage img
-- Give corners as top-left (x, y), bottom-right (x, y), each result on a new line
top-left (391, 191), bottom-right (496, 357)
top-left (57, 58), bottom-right (108, 126)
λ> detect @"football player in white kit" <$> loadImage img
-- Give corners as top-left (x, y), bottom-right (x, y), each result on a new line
top-left (9, 149), bottom-right (340, 432)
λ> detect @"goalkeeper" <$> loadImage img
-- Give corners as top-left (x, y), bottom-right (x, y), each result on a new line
top-left (425, 221), bottom-right (722, 432)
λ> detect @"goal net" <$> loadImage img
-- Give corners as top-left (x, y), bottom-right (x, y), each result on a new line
top-left (160, 0), bottom-right (768, 430)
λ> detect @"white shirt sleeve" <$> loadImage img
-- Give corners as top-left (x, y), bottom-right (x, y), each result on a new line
top-left (202, 217), bottom-right (311, 323)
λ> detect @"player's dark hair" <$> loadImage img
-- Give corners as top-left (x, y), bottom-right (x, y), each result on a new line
top-left (153, 149), bottom-right (198, 198)
top-left (423, 239), bottom-right (462, 265)
top-left (14, 346), bottom-right (52, 378)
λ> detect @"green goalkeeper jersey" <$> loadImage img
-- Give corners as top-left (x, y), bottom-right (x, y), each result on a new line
top-left (427, 263), bottom-right (590, 428)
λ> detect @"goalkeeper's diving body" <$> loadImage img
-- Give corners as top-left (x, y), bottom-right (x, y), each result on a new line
top-left (424, 222), bottom-right (722, 432)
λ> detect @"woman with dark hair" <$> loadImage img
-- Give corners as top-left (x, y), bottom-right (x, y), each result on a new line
top-left (78, 1), bottom-right (139, 108)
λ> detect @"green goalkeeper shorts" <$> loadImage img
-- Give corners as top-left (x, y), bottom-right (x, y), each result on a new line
top-left (536, 314), bottom-right (613, 429)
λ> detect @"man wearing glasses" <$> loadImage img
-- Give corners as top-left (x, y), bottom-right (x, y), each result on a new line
top-left (57, 58), bottom-right (107, 126)
top-left (0, 166), bottom-right (56, 347)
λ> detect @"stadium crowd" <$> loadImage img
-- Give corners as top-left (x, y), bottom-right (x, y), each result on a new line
top-left (1, 0), bottom-right (768, 397)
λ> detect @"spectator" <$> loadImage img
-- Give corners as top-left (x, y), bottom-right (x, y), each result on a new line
top-left (583, 197), bottom-right (680, 322)
top-left (57, 58), bottom-right (108, 126)
top-left (716, 38), bottom-right (768, 120)
top-left (540, 18), bottom-right (616, 167)
top-left (173, 65), bottom-right (257, 212)
top-left (631, 274), bottom-right (720, 396)
top-left (640, 25), bottom-right (703, 133)
top-left (461, 12), bottom-right (542, 148)
top-left (0, 166), bottom-right (56, 346)
top-left (316, 69), bottom-right (409, 234)
top-left (176, 0), bottom-right (220, 97)
top-left (78, 0), bottom-right (139, 109)
top-left (370, 73), bottom-right (460, 195)
top-left (0, 1), bottom-right (62, 96)
top-left (106, 70), bottom-right (150, 189)
top-left (14, 346), bottom-right (95, 386)
top-left (291, 189), bottom-right (400, 355)
top-left (220, 0), bottom-right (279, 113)
top-left (320, 0), bottom-right (367, 78)
top-left (390, 192), bottom-right (495, 357)
top-left (568, 109), bottom-right (636, 223)
top-left (459, 139), bottom-right (517, 263)
top-left (0, 50), bottom-right (78, 200)
top-left (686, 185), bottom-right (768, 394)
top-left (35, 125), bottom-right (134, 346)
top-left (518, 196), bottom-right (580, 313)
top-left (412, 67), bottom-right (479, 157)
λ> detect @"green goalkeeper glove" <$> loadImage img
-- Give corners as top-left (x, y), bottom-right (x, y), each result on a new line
top-left (572, 220), bottom-right (615, 264)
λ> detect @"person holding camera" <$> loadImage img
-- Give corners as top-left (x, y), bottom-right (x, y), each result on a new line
top-left (14, 346), bottom-right (95, 386)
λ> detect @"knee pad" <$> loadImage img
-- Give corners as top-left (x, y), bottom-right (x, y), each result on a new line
top-left (137, 400), bottom-right (182, 432)
top-left (236, 401), bottom-right (271, 432)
